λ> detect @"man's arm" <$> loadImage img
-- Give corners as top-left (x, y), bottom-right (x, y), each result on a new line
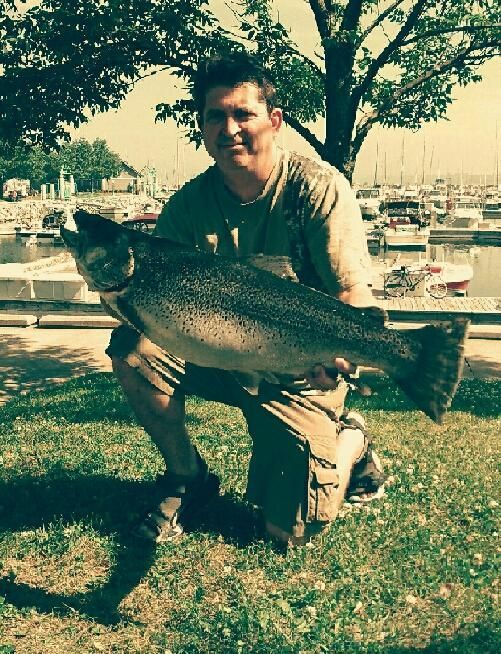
top-left (308, 282), bottom-right (374, 386)
top-left (337, 282), bottom-right (374, 308)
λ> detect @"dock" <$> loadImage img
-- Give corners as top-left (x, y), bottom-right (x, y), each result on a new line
top-left (375, 295), bottom-right (501, 324)
top-left (429, 227), bottom-right (501, 244)
top-left (0, 251), bottom-right (500, 327)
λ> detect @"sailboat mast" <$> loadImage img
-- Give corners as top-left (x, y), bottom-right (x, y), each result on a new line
top-left (400, 134), bottom-right (405, 187)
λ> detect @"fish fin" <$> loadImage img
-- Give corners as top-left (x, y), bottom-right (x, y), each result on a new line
top-left (395, 318), bottom-right (469, 424)
top-left (242, 255), bottom-right (299, 281)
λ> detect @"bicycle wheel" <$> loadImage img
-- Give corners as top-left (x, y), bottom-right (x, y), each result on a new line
top-left (427, 276), bottom-right (448, 299)
top-left (384, 272), bottom-right (405, 298)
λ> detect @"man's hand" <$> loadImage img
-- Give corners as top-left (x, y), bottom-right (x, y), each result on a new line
top-left (306, 359), bottom-right (357, 390)
top-left (306, 282), bottom-right (374, 392)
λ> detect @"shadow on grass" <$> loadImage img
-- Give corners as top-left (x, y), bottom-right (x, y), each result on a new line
top-left (380, 624), bottom-right (499, 653)
top-left (0, 473), bottom-right (263, 625)
top-left (0, 333), bottom-right (112, 407)
top-left (0, 372), bottom-right (208, 429)
top-left (3, 371), bottom-right (499, 432)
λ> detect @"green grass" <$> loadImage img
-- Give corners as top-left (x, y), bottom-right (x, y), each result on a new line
top-left (0, 373), bottom-right (499, 653)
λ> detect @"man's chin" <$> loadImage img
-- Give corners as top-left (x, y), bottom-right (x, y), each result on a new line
top-left (219, 149), bottom-right (250, 167)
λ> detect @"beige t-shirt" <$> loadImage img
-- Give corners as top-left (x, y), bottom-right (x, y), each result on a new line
top-left (154, 149), bottom-right (371, 296)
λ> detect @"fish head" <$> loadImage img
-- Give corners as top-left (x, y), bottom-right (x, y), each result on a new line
top-left (61, 210), bottom-right (135, 292)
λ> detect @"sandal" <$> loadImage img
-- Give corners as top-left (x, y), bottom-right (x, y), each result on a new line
top-left (136, 463), bottom-right (220, 543)
top-left (341, 411), bottom-right (387, 504)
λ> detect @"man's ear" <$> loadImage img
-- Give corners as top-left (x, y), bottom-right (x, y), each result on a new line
top-left (270, 107), bottom-right (283, 132)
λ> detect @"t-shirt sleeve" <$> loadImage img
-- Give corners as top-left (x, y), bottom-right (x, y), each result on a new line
top-left (153, 187), bottom-right (195, 246)
top-left (304, 172), bottom-right (372, 296)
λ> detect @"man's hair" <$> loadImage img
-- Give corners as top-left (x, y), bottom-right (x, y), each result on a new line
top-left (193, 53), bottom-right (278, 124)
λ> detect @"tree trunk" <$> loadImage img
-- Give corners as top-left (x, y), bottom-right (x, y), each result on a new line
top-left (323, 39), bottom-right (358, 183)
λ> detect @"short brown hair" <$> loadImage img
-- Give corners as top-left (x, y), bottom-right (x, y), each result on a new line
top-left (193, 53), bottom-right (278, 124)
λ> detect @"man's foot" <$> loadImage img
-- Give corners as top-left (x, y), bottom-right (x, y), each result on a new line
top-left (136, 464), bottom-right (220, 543)
top-left (347, 447), bottom-right (386, 503)
top-left (342, 411), bottom-right (387, 504)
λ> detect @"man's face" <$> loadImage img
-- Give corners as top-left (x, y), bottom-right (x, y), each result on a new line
top-left (201, 82), bottom-right (282, 174)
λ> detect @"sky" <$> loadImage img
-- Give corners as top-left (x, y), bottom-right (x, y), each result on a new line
top-left (71, 0), bottom-right (501, 187)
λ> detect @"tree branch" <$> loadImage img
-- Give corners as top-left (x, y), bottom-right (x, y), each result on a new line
top-left (401, 23), bottom-right (501, 47)
top-left (352, 0), bottom-right (429, 105)
top-left (340, 0), bottom-right (364, 32)
top-left (308, 0), bottom-right (331, 41)
top-left (356, 40), bottom-right (499, 133)
top-left (221, 3), bottom-right (326, 79)
top-left (360, 0), bottom-right (407, 42)
top-left (283, 112), bottom-right (326, 158)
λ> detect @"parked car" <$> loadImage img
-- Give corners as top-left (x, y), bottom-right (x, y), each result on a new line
top-left (42, 209), bottom-right (67, 229)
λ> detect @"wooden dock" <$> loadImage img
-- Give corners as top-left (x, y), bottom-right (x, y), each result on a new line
top-left (429, 228), bottom-right (501, 244)
top-left (375, 296), bottom-right (501, 324)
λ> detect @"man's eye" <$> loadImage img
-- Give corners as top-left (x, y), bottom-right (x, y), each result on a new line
top-left (205, 113), bottom-right (223, 123)
top-left (235, 111), bottom-right (252, 120)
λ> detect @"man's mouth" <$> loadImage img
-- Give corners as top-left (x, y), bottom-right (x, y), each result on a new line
top-left (219, 142), bottom-right (246, 150)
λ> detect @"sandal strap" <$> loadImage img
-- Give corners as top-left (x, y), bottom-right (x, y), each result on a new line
top-left (340, 411), bottom-right (387, 499)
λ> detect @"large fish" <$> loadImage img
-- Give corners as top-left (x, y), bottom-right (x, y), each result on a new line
top-left (62, 210), bottom-right (469, 424)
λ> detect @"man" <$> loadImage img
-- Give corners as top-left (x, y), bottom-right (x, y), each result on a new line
top-left (106, 53), bottom-right (385, 546)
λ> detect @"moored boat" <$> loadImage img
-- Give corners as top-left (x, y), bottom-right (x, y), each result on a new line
top-left (384, 224), bottom-right (430, 248)
top-left (425, 260), bottom-right (474, 294)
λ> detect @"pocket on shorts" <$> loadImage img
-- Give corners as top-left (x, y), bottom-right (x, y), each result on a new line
top-left (307, 438), bottom-right (340, 523)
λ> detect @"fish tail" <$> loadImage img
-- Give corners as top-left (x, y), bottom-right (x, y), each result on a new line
top-left (395, 318), bottom-right (469, 424)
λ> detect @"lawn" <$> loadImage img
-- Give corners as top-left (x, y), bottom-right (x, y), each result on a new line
top-left (0, 373), bottom-right (499, 654)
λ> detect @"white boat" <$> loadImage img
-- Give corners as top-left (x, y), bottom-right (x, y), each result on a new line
top-left (450, 197), bottom-right (483, 227)
top-left (384, 224), bottom-right (430, 248)
top-left (482, 195), bottom-right (501, 218)
top-left (425, 261), bottom-right (474, 294)
top-left (356, 187), bottom-right (385, 220)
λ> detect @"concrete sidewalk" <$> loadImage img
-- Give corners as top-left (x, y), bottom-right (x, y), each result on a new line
top-left (0, 323), bottom-right (500, 407)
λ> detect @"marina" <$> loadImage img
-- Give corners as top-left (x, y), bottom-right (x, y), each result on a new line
top-left (0, 190), bottom-right (500, 327)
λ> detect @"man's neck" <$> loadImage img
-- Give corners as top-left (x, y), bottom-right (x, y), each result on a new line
top-left (220, 147), bottom-right (278, 204)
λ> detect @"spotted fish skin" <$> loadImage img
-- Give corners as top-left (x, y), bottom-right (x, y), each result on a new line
top-left (62, 211), bottom-right (469, 424)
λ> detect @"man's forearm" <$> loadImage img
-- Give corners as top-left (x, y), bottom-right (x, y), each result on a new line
top-left (337, 282), bottom-right (374, 307)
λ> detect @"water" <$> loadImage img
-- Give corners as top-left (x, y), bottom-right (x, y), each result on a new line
top-left (0, 235), bottom-right (500, 297)
top-left (0, 235), bottom-right (63, 265)
top-left (370, 244), bottom-right (500, 297)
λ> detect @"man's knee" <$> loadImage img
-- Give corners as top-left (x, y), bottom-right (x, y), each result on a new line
top-left (111, 355), bottom-right (184, 422)
top-left (111, 354), bottom-right (130, 380)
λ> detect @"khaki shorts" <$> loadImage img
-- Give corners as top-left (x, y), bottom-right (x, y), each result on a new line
top-left (106, 325), bottom-right (350, 538)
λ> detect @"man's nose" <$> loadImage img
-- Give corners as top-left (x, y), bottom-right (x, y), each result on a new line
top-left (222, 116), bottom-right (240, 136)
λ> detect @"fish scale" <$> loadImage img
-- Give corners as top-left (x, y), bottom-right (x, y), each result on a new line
top-left (62, 210), bottom-right (469, 424)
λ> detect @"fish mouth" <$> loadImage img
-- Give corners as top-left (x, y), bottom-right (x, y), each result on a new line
top-left (96, 277), bottom-right (132, 294)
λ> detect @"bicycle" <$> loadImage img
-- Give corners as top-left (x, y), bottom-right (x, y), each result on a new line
top-left (384, 264), bottom-right (448, 299)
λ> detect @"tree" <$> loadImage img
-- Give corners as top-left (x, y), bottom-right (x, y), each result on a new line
top-left (0, 138), bottom-right (122, 188)
top-left (1, 1), bottom-right (500, 180)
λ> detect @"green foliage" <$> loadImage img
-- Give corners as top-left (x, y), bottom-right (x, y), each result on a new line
top-left (0, 138), bottom-right (122, 188)
top-left (1, 1), bottom-right (500, 177)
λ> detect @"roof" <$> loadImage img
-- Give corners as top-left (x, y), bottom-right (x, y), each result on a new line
top-left (119, 160), bottom-right (140, 177)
